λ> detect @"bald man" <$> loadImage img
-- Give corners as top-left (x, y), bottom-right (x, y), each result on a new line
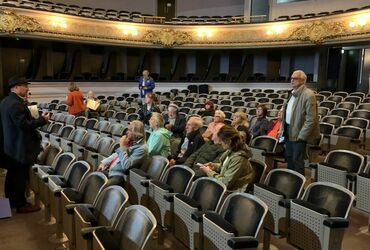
top-left (283, 70), bottom-right (319, 175)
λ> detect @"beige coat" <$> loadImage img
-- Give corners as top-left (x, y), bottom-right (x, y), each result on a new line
top-left (284, 85), bottom-right (320, 143)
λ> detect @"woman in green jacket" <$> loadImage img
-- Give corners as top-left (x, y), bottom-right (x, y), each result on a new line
top-left (200, 125), bottom-right (254, 192)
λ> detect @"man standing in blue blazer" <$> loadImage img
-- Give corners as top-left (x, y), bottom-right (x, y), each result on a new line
top-left (1, 77), bottom-right (50, 213)
top-left (138, 69), bottom-right (155, 98)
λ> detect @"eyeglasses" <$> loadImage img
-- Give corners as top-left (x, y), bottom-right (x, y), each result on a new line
top-left (291, 77), bottom-right (302, 81)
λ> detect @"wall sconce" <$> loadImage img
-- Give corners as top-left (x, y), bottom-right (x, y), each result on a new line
top-left (50, 17), bottom-right (67, 29)
top-left (266, 24), bottom-right (286, 36)
top-left (120, 25), bottom-right (139, 36)
top-left (349, 13), bottom-right (369, 28)
top-left (196, 28), bottom-right (214, 38)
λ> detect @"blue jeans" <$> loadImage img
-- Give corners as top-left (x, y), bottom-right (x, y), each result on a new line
top-left (285, 140), bottom-right (307, 175)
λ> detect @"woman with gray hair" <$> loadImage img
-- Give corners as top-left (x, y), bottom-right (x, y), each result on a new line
top-left (97, 120), bottom-right (148, 186)
top-left (147, 112), bottom-right (171, 157)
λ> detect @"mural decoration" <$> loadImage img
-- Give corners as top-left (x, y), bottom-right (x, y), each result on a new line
top-left (289, 21), bottom-right (346, 44)
top-left (143, 28), bottom-right (192, 47)
top-left (0, 8), bottom-right (41, 33)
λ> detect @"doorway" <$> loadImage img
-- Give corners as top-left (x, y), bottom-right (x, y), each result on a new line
top-left (157, 0), bottom-right (176, 20)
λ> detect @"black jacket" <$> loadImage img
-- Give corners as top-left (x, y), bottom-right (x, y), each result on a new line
top-left (138, 104), bottom-right (160, 125)
top-left (163, 113), bottom-right (186, 138)
top-left (176, 129), bottom-right (205, 164)
top-left (0, 92), bottom-right (46, 165)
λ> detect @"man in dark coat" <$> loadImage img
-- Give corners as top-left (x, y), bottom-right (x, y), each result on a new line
top-left (138, 69), bottom-right (155, 98)
top-left (0, 77), bottom-right (49, 213)
top-left (169, 116), bottom-right (205, 165)
top-left (164, 103), bottom-right (186, 138)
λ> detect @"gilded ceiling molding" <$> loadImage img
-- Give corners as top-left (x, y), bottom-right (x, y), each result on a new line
top-left (289, 21), bottom-right (346, 44)
top-left (0, 8), bottom-right (41, 33)
top-left (142, 28), bottom-right (192, 47)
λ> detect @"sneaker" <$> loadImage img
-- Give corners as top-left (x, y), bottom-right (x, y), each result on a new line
top-left (17, 202), bottom-right (41, 213)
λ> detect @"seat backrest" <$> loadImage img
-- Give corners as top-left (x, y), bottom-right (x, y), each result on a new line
top-left (74, 116), bottom-right (86, 127)
top-left (145, 156), bottom-right (169, 180)
top-left (335, 126), bottom-right (362, 139)
top-left (94, 186), bottom-right (129, 227)
top-left (95, 120), bottom-right (111, 131)
top-left (248, 159), bottom-right (267, 188)
top-left (64, 114), bottom-right (75, 125)
top-left (54, 152), bottom-right (76, 176)
top-left (50, 122), bottom-right (63, 134)
top-left (163, 165), bottom-right (195, 194)
top-left (110, 124), bottom-right (124, 136)
top-left (65, 161), bottom-right (91, 189)
top-left (351, 110), bottom-right (370, 119)
top-left (326, 150), bottom-right (364, 173)
top-left (220, 193), bottom-right (267, 237)
top-left (113, 205), bottom-right (156, 250)
top-left (97, 137), bottom-right (115, 154)
top-left (251, 136), bottom-right (277, 152)
top-left (38, 144), bottom-right (62, 166)
top-left (189, 177), bottom-right (226, 211)
top-left (81, 132), bottom-right (100, 148)
top-left (266, 169), bottom-right (305, 199)
top-left (319, 122), bottom-right (335, 135)
top-left (304, 182), bottom-right (355, 218)
top-left (60, 125), bottom-right (74, 139)
top-left (84, 118), bottom-right (98, 129)
top-left (344, 118), bottom-right (369, 129)
top-left (322, 115), bottom-right (343, 127)
top-left (79, 172), bottom-right (108, 205)
top-left (71, 128), bottom-right (88, 143)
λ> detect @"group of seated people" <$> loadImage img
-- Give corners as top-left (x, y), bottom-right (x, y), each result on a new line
top-left (95, 92), bottom-right (285, 192)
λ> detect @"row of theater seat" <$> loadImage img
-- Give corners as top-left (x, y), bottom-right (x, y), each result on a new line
top-left (0, 0), bottom-right (156, 23)
top-left (275, 5), bottom-right (370, 21)
top-left (31, 130), bottom-right (370, 250)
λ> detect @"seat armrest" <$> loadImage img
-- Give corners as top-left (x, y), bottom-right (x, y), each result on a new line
top-left (323, 218), bottom-right (349, 228)
top-left (93, 227), bottom-right (119, 250)
top-left (204, 211), bottom-right (238, 234)
top-left (346, 173), bottom-right (357, 182)
top-left (81, 226), bottom-right (112, 239)
top-left (151, 180), bottom-right (173, 192)
top-left (319, 162), bottom-right (348, 172)
top-left (164, 193), bottom-right (176, 202)
top-left (62, 188), bottom-right (83, 203)
top-left (254, 183), bottom-right (286, 198)
top-left (359, 172), bottom-right (370, 179)
top-left (308, 145), bottom-right (321, 150)
top-left (175, 194), bottom-right (202, 210)
top-left (78, 148), bottom-right (85, 153)
top-left (130, 168), bottom-right (149, 178)
top-left (191, 211), bottom-right (205, 222)
top-left (278, 199), bottom-right (291, 208)
top-left (67, 142), bottom-right (73, 146)
top-left (75, 205), bottom-right (97, 225)
top-left (227, 236), bottom-right (259, 249)
top-left (140, 179), bottom-right (151, 187)
top-left (91, 154), bottom-right (98, 159)
top-left (261, 151), bottom-right (278, 156)
top-left (292, 199), bottom-right (330, 216)
top-left (309, 163), bottom-right (318, 169)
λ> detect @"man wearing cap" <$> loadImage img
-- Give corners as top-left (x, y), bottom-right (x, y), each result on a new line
top-left (1, 76), bottom-right (50, 213)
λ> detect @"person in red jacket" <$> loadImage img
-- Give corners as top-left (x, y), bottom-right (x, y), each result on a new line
top-left (66, 82), bottom-right (85, 116)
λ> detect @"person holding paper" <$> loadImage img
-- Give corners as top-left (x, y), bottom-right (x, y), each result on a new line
top-left (0, 76), bottom-right (49, 213)
top-left (85, 90), bottom-right (100, 118)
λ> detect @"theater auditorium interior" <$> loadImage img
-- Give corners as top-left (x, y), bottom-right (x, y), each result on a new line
top-left (0, 0), bottom-right (370, 249)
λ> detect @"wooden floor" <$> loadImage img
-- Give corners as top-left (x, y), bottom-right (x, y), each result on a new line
top-left (1, 168), bottom-right (370, 250)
